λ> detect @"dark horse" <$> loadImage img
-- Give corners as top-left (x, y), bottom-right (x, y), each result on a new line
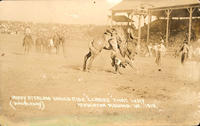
top-left (35, 36), bottom-right (50, 53)
top-left (52, 33), bottom-right (65, 55)
top-left (83, 27), bottom-right (138, 73)
top-left (35, 37), bottom-right (45, 53)
top-left (23, 34), bottom-right (34, 54)
top-left (35, 33), bottom-right (65, 55)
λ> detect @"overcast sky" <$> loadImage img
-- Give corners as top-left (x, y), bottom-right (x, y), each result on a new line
top-left (0, 0), bottom-right (122, 25)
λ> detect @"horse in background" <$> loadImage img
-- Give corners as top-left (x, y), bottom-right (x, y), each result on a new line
top-left (35, 37), bottom-right (45, 53)
top-left (35, 34), bottom-right (50, 54)
top-left (34, 32), bottom-right (65, 55)
top-left (51, 33), bottom-right (65, 55)
top-left (23, 34), bottom-right (34, 55)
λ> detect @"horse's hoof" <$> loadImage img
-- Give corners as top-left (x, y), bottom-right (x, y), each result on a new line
top-left (117, 72), bottom-right (122, 75)
top-left (120, 63), bottom-right (126, 68)
top-left (113, 71), bottom-right (122, 75)
top-left (83, 68), bottom-right (90, 73)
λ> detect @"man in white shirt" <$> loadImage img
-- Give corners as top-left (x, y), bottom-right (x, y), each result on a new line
top-left (155, 39), bottom-right (166, 71)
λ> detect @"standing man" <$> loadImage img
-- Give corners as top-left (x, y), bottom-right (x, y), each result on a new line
top-left (155, 39), bottom-right (166, 71)
top-left (179, 40), bottom-right (189, 65)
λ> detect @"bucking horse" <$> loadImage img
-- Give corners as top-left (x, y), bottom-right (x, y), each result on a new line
top-left (83, 27), bottom-right (138, 74)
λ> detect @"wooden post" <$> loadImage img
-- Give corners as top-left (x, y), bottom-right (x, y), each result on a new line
top-left (138, 15), bottom-right (142, 51)
top-left (130, 14), bottom-right (133, 27)
top-left (165, 9), bottom-right (171, 46)
top-left (111, 12), bottom-right (114, 27)
top-left (188, 7), bottom-right (193, 43)
top-left (127, 13), bottom-right (130, 26)
top-left (147, 10), bottom-right (151, 43)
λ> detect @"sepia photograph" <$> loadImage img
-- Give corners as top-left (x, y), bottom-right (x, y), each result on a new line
top-left (0, 0), bottom-right (200, 125)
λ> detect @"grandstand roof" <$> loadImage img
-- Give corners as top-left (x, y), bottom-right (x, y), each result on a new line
top-left (111, 0), bottom-right (200, 17)
top-left (109, 15), bottom-right (134, 22)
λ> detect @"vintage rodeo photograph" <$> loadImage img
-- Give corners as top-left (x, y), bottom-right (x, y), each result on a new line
top-left (0, 0), bottom-right (200, 126)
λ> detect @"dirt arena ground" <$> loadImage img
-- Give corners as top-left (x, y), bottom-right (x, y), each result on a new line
top-left (0, 34), bottom-right (200, 126)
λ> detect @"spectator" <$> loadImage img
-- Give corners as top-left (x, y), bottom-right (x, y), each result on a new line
top-left (179, 40), bottom-right (189, 65)
top-left (155, 39), bottom-right (166, 71)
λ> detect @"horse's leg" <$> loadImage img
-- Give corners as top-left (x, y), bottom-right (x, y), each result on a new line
top-left (124, 59), bottom-right (137, 71)
top-left (55, 46), bottom-right (57, 54)
top-left (37, 43), bottom-right (40, 53)
top-left (41, 45), bottom-right (43, 53)
top-left (36, 45), bottom-right (39, 53)
top-left (54, 46), bottom-right (57, 54)
top-left (29, 44), bottom-right (32, 54)
top-left (25, 45), bottom-right (29, 55)
top-left (42, 45), bottom-right (44, 53)
top-left (27, 46), bottom-right (30, 54)
top-left (43, 42), bottom-right (46, 53)
top-left (28, 44), bottom-right (31, 54)
top-left (87, 53), bottom-right (97, 71)
top-left (62, 42), bottom-right (65, 57)
top-left (56, 46), bottom-right (59, 55)
top-left (40, 45), bottom-right (42, 53)
top-left (36, 45), bottom-right (37, 52)
top-left (43, 44), bottom-right (46, 53)
top-left (114, 63), bottom-right (121, 74)
top-left (25, 46), bottom-right (28, 55)
top-left (48, 46), bottom-right (51, 54)
top-left (24, 46), bottom-right (26, 55)
top-left (29, 45), bottom-right (31, 54)
top-left (46, 46), bottom-right (48, 53)
top-left (113, 57), bottom-right (123, 74)
top-left (83, 51), bottom-right (92, 71)
top-left (112, 57), bottom-right (118, 73)
top-left (49, 46), bottom-right (52, 54)
top-left (56, 46), bottom-right (58, 55)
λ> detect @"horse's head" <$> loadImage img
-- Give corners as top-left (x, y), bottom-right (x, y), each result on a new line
top-left (104, 29), bottom-right (113, 42)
